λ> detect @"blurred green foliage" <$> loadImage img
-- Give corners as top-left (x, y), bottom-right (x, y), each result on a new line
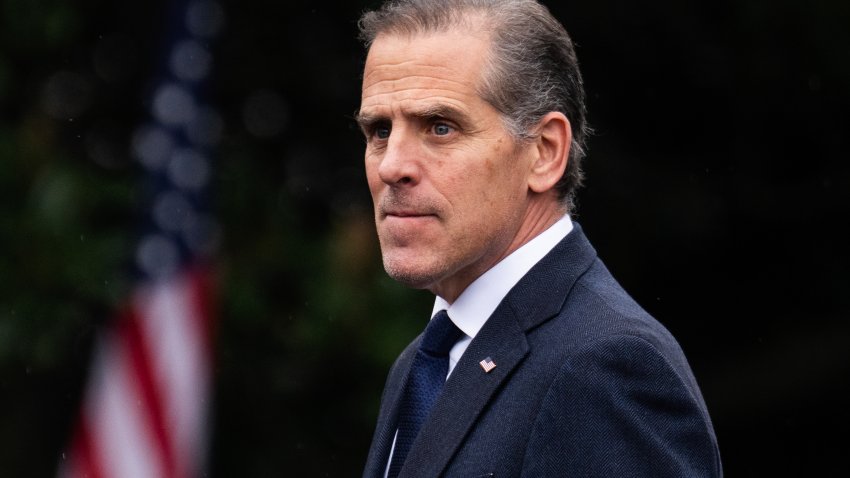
top-left (0, 4), bottom-right (134, 368)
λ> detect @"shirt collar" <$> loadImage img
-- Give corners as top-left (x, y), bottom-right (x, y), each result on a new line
top-left (432, 214), bottom-right (574, 339)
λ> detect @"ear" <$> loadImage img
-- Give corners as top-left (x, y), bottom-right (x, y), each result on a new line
top-left (527, 112), bottom-right (571, 194)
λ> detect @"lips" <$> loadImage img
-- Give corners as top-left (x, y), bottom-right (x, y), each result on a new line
top-left (380, 200), bottom-right (438, 219)
top-left (383, 209), bottom-right (433, 218)
top-left (378, 192), bottom-right (440, 221)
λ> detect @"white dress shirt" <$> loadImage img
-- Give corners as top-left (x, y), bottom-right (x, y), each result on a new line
top-left (384, 214), bottom-right (573, 475)
top-left (433, 214), bottom-right (573, 375)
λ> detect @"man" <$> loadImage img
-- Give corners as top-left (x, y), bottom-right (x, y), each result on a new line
top-left (356, 1), bottom-right (722, 476)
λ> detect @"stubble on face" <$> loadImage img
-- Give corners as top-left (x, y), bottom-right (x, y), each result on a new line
top-left (375, 187), bottom-right (448, 288)
top-left (374, 145), bottom-right (527, 297)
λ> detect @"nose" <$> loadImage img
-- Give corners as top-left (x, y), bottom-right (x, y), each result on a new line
top-left (377, 127), bottom-right (420, 187)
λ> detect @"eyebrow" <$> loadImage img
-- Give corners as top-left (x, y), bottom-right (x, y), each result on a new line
top-left (355, 103), bottom-right (472, 133)
top-left (409, 104), bottom-right (472, 125)
top-left (354, 111), bottom-right (385, 134)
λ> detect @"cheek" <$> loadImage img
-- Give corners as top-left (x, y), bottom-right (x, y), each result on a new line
top-left (364, 157), bottom-right (383, 194)
top-left (478, 148), bottom-right (523, 199)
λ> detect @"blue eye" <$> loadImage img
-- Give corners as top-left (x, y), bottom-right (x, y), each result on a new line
top-left (433, 124), bottom-right (452, 135)
top-left (375, 126), bottom-right (390, 139)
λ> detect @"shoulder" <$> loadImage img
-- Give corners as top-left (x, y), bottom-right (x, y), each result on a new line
top-left (545, 257), bottom-right (690, 370)
top-left (522, 331), bottom-right (722, 476)
top-left (519, 258), bottom-right (722, 476)
top-left (528, 255), bottom-right (677, 349)
top-left (530, 255), bottom-right (710, 414)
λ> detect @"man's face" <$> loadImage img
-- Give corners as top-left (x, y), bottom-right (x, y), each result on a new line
top-left (359, 29), bottom-right (537, 302)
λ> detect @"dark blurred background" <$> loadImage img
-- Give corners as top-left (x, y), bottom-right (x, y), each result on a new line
top-left (1, 0), bottom-right (848, 476)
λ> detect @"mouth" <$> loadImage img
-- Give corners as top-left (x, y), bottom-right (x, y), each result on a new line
top-left (377, 204), bottom-right (440, 242)
top-left (378, 194), bottom-right (440, 221)
top-left (382, 210), bottom-right (434, 219)
top-left (380, 201), bottom-right (439, 219)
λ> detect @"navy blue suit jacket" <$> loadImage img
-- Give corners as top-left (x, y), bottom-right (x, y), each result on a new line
top-left (363, 224), bottom-right (722, 477)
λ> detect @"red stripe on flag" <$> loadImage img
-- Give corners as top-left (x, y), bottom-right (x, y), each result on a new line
top-left (65, 416), bottom-right (104, 478)
top-left (119, 307), bottom-right (178, 477)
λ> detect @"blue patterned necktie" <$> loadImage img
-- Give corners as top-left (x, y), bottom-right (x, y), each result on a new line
top-left (387, 310), bottom-right (464, 478)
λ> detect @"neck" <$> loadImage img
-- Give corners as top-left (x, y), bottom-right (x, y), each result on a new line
top-left (432, 195), bottom-right (565, 303)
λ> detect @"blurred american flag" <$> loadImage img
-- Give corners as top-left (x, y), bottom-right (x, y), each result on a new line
top-left (59, 1), bottom-right (225, 476)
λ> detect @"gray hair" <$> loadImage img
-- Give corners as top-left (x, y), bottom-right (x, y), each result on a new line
top-left (358, 0), bottom-right (589, 210)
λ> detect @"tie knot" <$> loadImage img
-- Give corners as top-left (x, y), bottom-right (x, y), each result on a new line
top-left (419, 310), bottom-right (464, 356)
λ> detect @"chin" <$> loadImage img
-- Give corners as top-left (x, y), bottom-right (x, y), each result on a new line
top-left (382, 256), bottom-right (441, 290)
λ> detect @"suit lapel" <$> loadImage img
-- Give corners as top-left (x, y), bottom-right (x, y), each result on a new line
top-left (506, 223), bottom-right (598, 332)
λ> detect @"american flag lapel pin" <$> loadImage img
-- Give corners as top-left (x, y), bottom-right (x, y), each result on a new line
top-left (479, 357), bottom-right (496, 373)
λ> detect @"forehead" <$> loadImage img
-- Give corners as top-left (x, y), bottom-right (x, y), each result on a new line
top-left (360, 29), bottom-right (492, 114)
